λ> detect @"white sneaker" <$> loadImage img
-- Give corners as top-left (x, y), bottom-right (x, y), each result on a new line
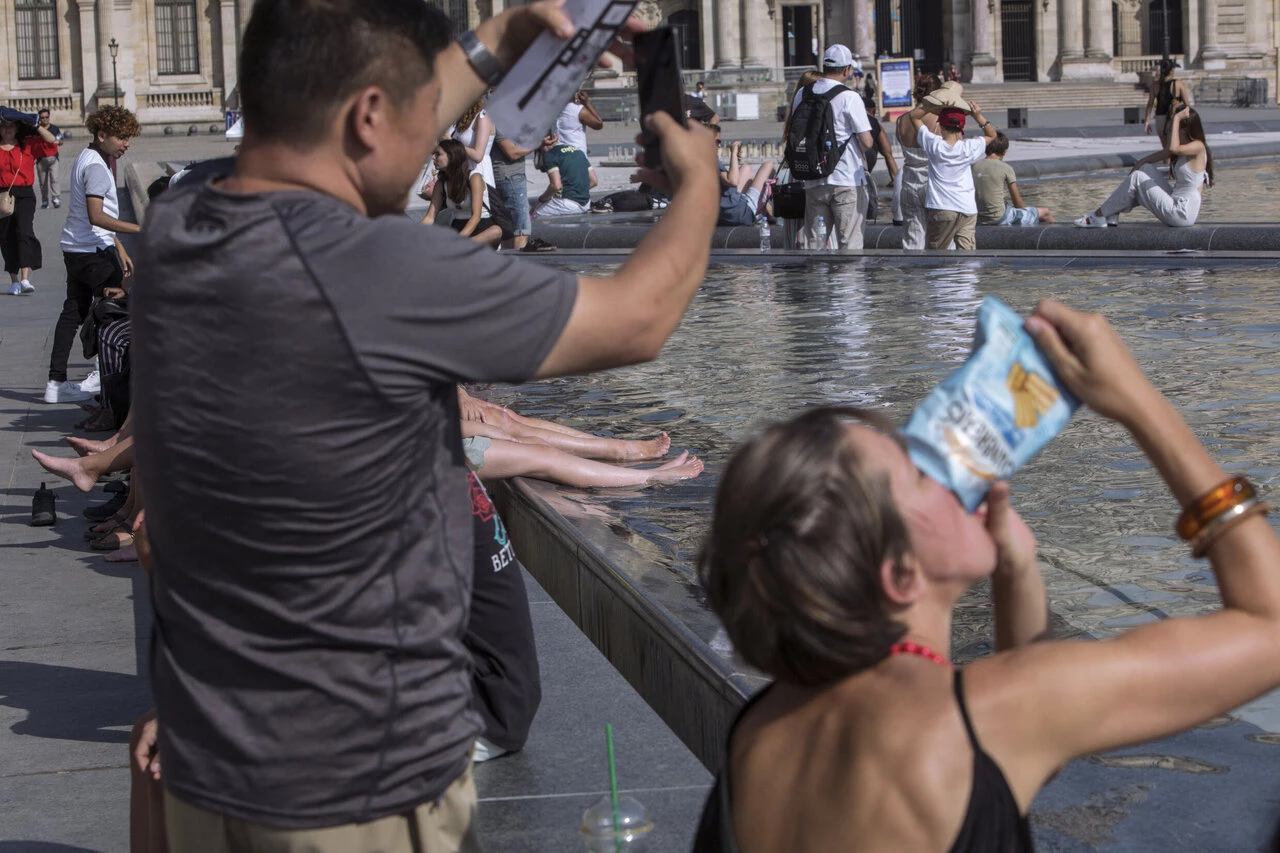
top-left (52, 199), bottom-right (60, 208)
top-left (77, 369), bottom-right (101, 394)
top-left (19, 279), bottom-right (33, 293)
top-left (1074, 213), bottom-right (1108, 229)
top-left (8, 282), bottom-right (21, 296)
top-left (43, 380), bottom-right (93, 404)
top-left (1105, 214), bottom-right (1119, 226)
top-left (471, 736), bottom-right (510, 763)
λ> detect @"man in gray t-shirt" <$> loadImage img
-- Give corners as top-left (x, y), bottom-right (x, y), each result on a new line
top-left (131, 0), bottom-right (720, 846)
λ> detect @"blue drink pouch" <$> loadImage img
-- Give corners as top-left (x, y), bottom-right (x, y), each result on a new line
top-left (904, 296), bottom-right (1080, 511)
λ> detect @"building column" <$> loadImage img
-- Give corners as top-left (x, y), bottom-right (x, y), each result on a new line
top-left (851, 0), bottom-right (874, 64)
top-left (1057, 0), bottom-right (1111, 78)
top-left (1084, 0), bottom-right (1113, 60)
top-left (113, 0), bottom-right (137, 113)
top-left (969, 0), bottom-right (999, 83)
top-left (1245, 0), bottom-right (1270, 55)
top-left (220, 0), bottom-right (239, 107)
top-left (1197, 0), bottom-right (1225, 68)
top-left (740, 0), bottom-right (769, 66)
top-left (713, 0), bottom-right (741, 67)
top-left (96, 1), bottom-right (117, 102)
top-left (1056, 0), bottom-right (1084, 64)
top-left (74, 0), bottom-right (100, 111)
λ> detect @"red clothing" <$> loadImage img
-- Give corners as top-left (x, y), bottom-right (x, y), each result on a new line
top-left (0, 140), bottom-right (36, 188)
top-left (27, 135), bottom-right (59, 160)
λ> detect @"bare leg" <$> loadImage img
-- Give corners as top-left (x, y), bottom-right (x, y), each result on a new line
top-left (1039, 208), bottom-right (1056, 224)
top-left (66, 410), bottom-right (132, 455)
top-left (471, 225), bottom-right (503, 247)
top-left (747, 161), bottom-right (776, 195)
top-left (32, 436), bottom-right (134, 492)
top-left (465, 417), bottom-right (670, 461)
top-left (477, 439), bottom-right (703, 488)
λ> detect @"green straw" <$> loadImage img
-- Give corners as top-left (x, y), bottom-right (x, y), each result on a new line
top-left (607, 723), bottom-right (622, 852)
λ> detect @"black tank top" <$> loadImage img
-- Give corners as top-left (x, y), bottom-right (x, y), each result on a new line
top-left (691, 670), bottom-right (1036, 853)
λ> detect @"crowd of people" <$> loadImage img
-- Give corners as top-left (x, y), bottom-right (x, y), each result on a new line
top-left (405, 43), bottom-right (1213, 254)
top-left (767, 52), bottom-right (1214, 251)
top-left (9, 1), bottom-right (1272, 850)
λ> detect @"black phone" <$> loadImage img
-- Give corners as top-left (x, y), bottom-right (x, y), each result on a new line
top-left (634, 27), bottom-right (687, 170)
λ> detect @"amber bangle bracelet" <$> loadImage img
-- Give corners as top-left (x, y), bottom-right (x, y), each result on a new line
top-left (1190, 500), bottom-right (1270, 558)
top-left (1176, 477), bottom-right (1255, 541)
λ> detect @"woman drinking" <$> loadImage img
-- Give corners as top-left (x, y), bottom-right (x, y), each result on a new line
top-left (694, 299), bottom-right (1280, 852)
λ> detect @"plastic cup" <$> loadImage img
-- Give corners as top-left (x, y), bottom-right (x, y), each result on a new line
top-left (581, 793), bottom-right (655, 851)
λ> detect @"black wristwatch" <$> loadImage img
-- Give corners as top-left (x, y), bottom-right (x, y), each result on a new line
top-left (458, 31), bottom-right (506, 87)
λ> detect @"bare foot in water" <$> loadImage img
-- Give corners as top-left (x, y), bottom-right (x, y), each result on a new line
top-left (31, 449), bottom-right (97, 492)
top-left (646, 451), bottom-right (704, 484)
top-left (66, 435), bottom-right (115, 457)
top-left (618, 432), bottom-right (671, 461)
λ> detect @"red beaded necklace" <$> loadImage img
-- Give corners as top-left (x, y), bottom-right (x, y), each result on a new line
top-left (889, 640), bottom-right (951, 667)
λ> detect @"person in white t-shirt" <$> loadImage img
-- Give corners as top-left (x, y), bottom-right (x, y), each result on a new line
top-left (790, 45), bottom-right (874, 251)
top-left (908, 100), bottom-right (997, 251)
top-left (554, 91), bottom-right (603, 189)
top-left (45, 105), bottom-right (141, 405)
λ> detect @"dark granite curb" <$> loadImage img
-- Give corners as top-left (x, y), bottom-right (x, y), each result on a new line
top-left (533, 220), bottom-right (1280, 252)
top-left (491, 478), bottom-right (763, 773)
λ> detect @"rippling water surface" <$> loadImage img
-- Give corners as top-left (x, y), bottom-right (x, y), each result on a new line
top-left (488, 260), bottom-right (1280, 656)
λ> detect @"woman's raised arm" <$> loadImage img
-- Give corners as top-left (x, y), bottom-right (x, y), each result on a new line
top-left (972, 300), bottom-right (1280, 806)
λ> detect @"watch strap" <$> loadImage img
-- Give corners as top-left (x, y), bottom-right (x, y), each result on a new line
top-left (457, 30), bottom-right (506, 87)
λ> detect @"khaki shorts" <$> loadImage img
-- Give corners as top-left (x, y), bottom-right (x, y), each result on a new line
top-left (164, 762), bottom-right (482, 853)
top-left (925, 209), bottom-right (977, 251)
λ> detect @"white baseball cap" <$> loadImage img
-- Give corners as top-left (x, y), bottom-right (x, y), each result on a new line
top-left (822, 44), bottom-right (854, 68)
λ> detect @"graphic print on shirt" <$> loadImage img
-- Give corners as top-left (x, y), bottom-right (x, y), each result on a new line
top-left (469, 471), bottom-right (515, 572)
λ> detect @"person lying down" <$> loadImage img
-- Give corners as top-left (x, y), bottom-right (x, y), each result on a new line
top-left (457, 386), bottom-right (703, 487)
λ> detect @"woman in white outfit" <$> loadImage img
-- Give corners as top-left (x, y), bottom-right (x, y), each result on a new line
top-left (894, 75), bottom-right (942, 250)
top-left (1076, 107), bottom-right (1212, 228)
top-left (450, 96), bottom-right (496, 190)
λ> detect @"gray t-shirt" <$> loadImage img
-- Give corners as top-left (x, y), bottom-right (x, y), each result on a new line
top-left (490, 130), bottom-right (526, 181)
top-left (131, 182), bottom-right (576, 828)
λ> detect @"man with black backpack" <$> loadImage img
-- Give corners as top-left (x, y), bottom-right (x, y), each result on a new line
top-left (786, 45), bottom-right (874, 250)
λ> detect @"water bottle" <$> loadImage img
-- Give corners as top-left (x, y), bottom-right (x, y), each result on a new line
top-left (814, 215), bottom-right (827, 251)
top-left (758, 216), bottom-right (771, 253)
top-left (582, 794), bottom-right (654, 851)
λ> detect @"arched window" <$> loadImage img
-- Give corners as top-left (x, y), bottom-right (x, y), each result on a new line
top-left (15, 0), bottom-right (60, 80)
top-left (156, 0), bottom-right (200, 74)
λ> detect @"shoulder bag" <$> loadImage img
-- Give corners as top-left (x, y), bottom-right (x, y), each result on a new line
top-left (0, 153), bottom-right (19, 219)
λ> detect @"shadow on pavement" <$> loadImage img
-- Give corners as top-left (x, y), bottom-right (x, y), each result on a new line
top-left (0, 660), bottom-right (150, 744)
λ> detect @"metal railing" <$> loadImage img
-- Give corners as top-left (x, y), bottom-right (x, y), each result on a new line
top-left (1194, 77), bottom-right (1270, 107)
top-left (1112, 54), bottom-right (1184, 76)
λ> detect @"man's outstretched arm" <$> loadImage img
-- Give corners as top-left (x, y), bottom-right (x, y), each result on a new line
top-left (534, 114), bottom-right (719, 377)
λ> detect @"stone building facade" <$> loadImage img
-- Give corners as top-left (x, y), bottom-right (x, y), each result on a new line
top-left (675, 0), bottom-right (1273, 85)
top-left (3, 0), bottom-right (1271, 130)
top-left (2, 0), bottom-right (252, 127)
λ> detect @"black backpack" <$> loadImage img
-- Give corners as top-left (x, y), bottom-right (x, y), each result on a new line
top-left (785, 83), bottom-right (851, 181)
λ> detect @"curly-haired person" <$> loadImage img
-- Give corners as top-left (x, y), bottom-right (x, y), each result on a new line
top-left (44, 105), bottom-right (141, 404)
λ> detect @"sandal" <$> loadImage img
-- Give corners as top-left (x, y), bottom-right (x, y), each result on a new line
top-left (91, 529), bottom-right (134, 551)
top-left (85, 517), bottom-right (128, 540)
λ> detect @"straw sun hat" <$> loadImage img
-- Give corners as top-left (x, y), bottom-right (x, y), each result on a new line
top-left (923, 80), bottom-right (972, 113)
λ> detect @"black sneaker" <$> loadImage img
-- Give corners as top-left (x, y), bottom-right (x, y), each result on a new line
top-left (83, 490), bottom-right (127, 522)
top-left (30, 483), bottom-right (56, 527)
top-left (520, 238), bottom-right (557, 253)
